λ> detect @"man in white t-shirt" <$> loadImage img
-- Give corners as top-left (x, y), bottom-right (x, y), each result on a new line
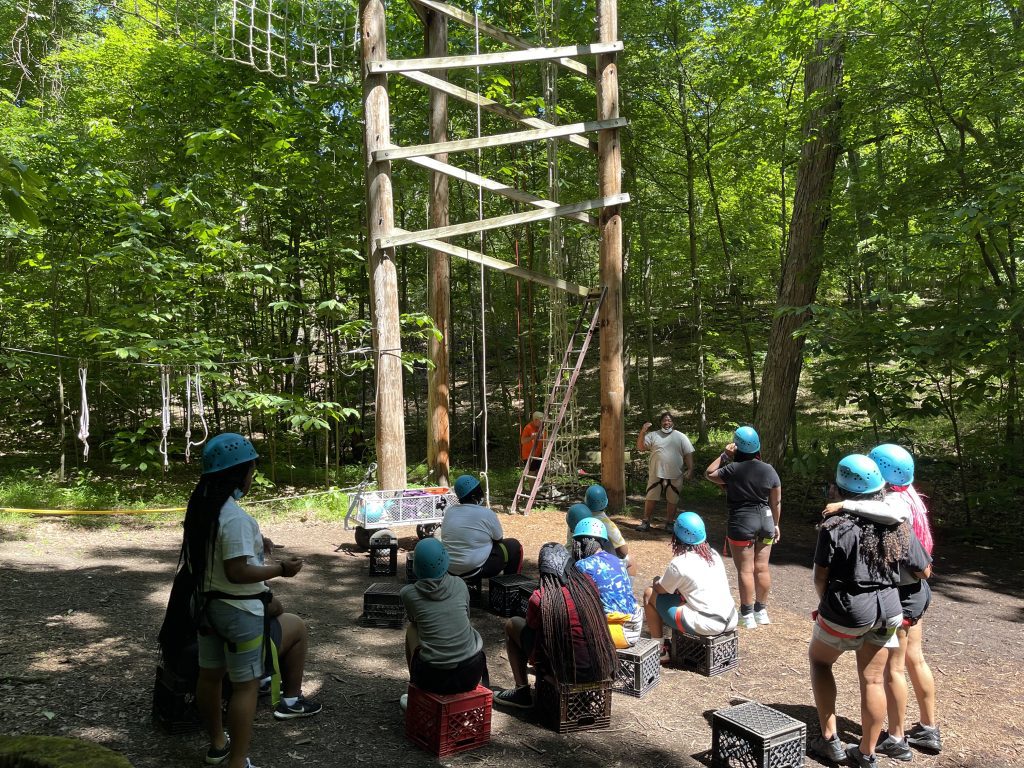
top-left (636, 412), bottom-right (694, 532)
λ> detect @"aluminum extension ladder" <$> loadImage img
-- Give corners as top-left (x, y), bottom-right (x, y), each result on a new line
top-left (510, 286), bottom-right (606, 515)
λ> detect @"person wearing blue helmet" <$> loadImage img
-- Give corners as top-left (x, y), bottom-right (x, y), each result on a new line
top-left (571, 519), bottom-right (643, 648)
top-left (807, 455), bottom-right (931, 768)
top-left (184, 434), bottom-right (321, 768)
top-left (440, 473), bottom-right (523, 579)
top-left (706, 426), bottom-right (781, 629)
top-left (398, 538), bottom-right (487, 712)
top-left (566, 495), bottom-right (634, 572)
top-left (643, 512), bottom-right (738, 660)
top-left (636, 412), bottom-right (695, 532)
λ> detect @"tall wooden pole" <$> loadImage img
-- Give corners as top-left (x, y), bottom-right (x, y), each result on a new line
top-left (361, 0), bottom-right (407, 489)
top-left (425, 8), bottom-right (451, 486)
top-left (597, 0), bottom-right (625, 511)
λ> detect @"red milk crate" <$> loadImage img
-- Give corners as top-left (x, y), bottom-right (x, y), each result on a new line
top-left (404, 684), bottom-right (492, 757)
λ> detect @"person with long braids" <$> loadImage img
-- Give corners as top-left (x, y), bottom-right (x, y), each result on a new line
top-left (571, 518), bottom-right (643, 649)
top-left (493, 543), bottom-right (618, 709)
top-left (185, 433), bottom-right (321, 768)
top-left (642, 512), bottom-right (737, 660)
top-left (807, 455), bottom-right (930, 768)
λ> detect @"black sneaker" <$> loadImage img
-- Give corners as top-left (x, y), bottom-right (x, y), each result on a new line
top-left (493, 685), bottom-right (533, 709)
top-left (258, 677), bottom-right (272, 697)
top-left (845, 745), bottom-right (879, 768)
top-left (205, 736), bottom-right (230, 765)
top-left (906, 723), bottom-right (942, 753)
top-left (876, 732), bottom-right (912, 761)
top-left (807, 734), bottom-right (847, 763)
top-left (273, 695), bottom-right (323, 720)
top-left (637, 521), bottom-right (651, 532)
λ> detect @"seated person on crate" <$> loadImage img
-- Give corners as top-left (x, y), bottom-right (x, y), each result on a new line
top-left (643, 512), bottom-right (738, 660)
top-left (571, 518), bottom-right (644, 649)
top-left (493, 543), bottom-right (618, 709)
top-left (398, 538), bottom-right (488, 712)
top-left (567, 484), bottom-right (637, 574)
top-left (440, 474), bottom-right (523, 579)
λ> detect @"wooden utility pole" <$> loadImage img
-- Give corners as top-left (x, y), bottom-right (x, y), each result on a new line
top-left (597, 0), bottom-right (626, 511)
top-left (424, 7), bottom-right (451, 486)
top-left (361, 0), bottom-right (407, 489)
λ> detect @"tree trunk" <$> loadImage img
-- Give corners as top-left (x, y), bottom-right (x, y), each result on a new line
top-left (758, 0), bottom-right (844, 465)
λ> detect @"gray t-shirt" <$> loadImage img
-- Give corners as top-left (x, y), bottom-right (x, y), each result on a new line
top-left (440, 503), bottom-right (503, 575)
top-left (644, 429), bottom-right (695, 480)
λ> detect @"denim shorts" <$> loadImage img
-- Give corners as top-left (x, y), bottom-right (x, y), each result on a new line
top-left (198, 600), bottom-right (265, 683)
top-left (813, 613), bottom-right (901, 652)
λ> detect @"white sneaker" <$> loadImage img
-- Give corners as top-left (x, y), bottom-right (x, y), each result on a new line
top-left (741, 613), bottom-right (757, 629)
top-left (399, 693), bottom-right (408, 712)
top-left (754, 608), bottom-right (771, 625)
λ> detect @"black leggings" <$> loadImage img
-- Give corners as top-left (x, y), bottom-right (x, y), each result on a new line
top-left (411, 648), bottom-right (489, 695)
top-left (478, 539), bottom-right (524, 578)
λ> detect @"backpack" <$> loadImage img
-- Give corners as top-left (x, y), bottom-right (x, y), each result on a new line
top-left (152, 555), bottom-right (205, 734)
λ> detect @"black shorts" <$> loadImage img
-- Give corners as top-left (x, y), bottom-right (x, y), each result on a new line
top-left (478, 539), bottom-right (524, 579)
top-left (727, 509), bottom-right (774, 544)
top-left (899, 581), bottom-right (931, 624)
top-left (410, 648), bottom-right (488, 695)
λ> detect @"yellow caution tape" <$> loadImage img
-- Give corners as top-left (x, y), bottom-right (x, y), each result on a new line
top-left (0, 507), bottom-right (186, 516)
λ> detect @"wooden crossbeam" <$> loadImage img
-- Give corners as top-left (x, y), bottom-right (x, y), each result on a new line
top-left (378, 193), bottom-right (630, 249)
top-left (401, 70), bottom-right (594, 152)
top-left (403, 154), bottom-right (596, 225)
top-left (408, 0), bottom-right (591, 76)
top-left (395, 227), bottom-right (592, 296)
top-left (373, 118), bottom-right (626, 162)
top-left (367, 42), bottom-right (622, 75)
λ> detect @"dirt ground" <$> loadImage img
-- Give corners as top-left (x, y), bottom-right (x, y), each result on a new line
top-left (1, 498), bottom-right (1022, 768)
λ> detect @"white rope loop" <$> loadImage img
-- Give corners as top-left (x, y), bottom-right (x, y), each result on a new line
top-left (159, 366), bottom-right (171, 468)
top-left (474, 9), bottom-right (490, 507)
top-left (183, 366), bottom-right (209, 463)
top-left (77, 363), bottom-right (90, 461)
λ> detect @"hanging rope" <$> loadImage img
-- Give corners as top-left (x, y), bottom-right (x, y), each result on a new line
top-left (158, 366), bottom-right (171, 469)
top-left (184, 366), bottom-right (209, 463)
top-left (77, 363), bottom-right (90, 461)
top-left (474, 9), bottom-right (491, 507)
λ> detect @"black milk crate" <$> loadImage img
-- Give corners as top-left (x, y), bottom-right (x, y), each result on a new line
top-left (459, 574), bottom-right (485, 607)
top-left (514, 583), bottom-right (536, 617)
top-left (406, 553), bottom-right (417, 582)
top-left (535, 677), bottom-right (612, 733)
top-left (369, 541), bottom-right (398, 576)
top-left (488, 574), bottom-right (536, 617)
top-left (670, 628), bottom-right (738, 676)
top-left (359, 582), bottom-right (406, 628)
top-left (613, 637), bottom-right (661, 698)
top-left (711, 701), bottom-right (806, 768)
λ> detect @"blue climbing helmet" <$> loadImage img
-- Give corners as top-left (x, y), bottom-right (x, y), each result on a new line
top-left (836, 454), bottom-right (885, 494)
top-left (566, 503), bottom-right (593, 531)
top-left (202, 433), bottom-right (259, 475)
top-left (868, 444), bottom-right (915, 487)
top-left (733, 426), bottom-right (761, 454)
top-left (673, 511), bottom-right (707, 545)
top-left (453, 474), bottom-right (481, 502)
top-left (573, 517), bottom-right (608, 541)
top-left (584, 484), bottom-right (609, 512)
top-left (412, 537), bottom-right (449, 580)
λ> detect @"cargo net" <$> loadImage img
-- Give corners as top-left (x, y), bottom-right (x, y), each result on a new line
top-left (118, 0), bottom-right (356, 83)
top-left (345, 487), bottom-right (458, 531)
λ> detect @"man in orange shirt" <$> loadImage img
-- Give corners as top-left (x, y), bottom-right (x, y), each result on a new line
top-left (520, 411), bottom-right (546, 472)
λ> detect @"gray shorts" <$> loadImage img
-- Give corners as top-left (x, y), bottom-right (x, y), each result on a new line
top-left (813, 613), bottom-right (901, 653)
top-left (198, 600), bottom-right (266, 683)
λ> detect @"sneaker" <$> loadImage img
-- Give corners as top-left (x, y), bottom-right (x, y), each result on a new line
top-left (258, 677), bottom-right (272, 697)
top-left (273, 695), bottom-right (323, 720)
top-left (659, 639), bottom-right (671, 665)
top-left (740, 613), bottom-right (757, 630)
top-left (906, 723), bottom-right (942, 753)
top-left (753, 608), bottom-right (771, 625)
top-left (637, 521), bottom-right (651, 532)
top-left (876, 732), bottom-right (912, 761)
top-left (663, 520), bottom-right (674, 532)
top-left (493, 685), bottom-right (533, 709)
top-left (807, 734), bottom-right (847, 764)
top-left (399, 693), bottom-right (408, 712)
top-left (846, 745), bottom-right (879, 768)
top-left (205, 736), bottom-right (230, 765)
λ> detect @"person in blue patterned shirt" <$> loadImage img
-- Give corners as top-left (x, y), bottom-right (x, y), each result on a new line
top-left (571, 518), bottom-right (642, 648)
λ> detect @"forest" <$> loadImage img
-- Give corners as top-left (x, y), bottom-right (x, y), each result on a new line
top-left (1, 0), bottom-right (1022, 532)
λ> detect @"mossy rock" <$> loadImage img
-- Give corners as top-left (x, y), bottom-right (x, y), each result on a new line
top-left (0, 736), bottom-right (132, 768)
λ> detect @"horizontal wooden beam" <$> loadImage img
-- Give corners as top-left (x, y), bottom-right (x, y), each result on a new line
top-left (401, 70), bottom-right (595, 152)
top-left (367, 42), bottom-right (622, 74)
top-left (374, 118), bottom-right (627, 162)
top-left (395, 227), bottom-right (592, 296)
top-left (403, 154), bottom-right (596, 225)
top-left (378, 193), bottom-right (630, 249)
top-left (408, 0), bottom-right (591, 76)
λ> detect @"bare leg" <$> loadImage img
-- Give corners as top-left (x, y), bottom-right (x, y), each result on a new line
top-left (884, 627), bottom-right (910, 738)
top-left (753, 540), bottom-right (772, 604)
top-left (197, 666), bottom-right (228, 751)
top-left (277, 612), bottom-right (309, 699)
top-left (643, 587), bottom-right (664, 639)
top-left (504, 617), bottom-right (529, 687)
top-left (905, 621), bottom-right (938, 727)
top-left (642, 499), bottom-right (657, 524)
top-left (808, 637), bottom-right (843, 739)
top-left (405, 623), bottom-right (420, 673)
top-left (731, 543), bottom-right (755, 608)
top-left (856, 641), bottom-right (890, 758)
top-left (226, 678), bottom-right (259, 768)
